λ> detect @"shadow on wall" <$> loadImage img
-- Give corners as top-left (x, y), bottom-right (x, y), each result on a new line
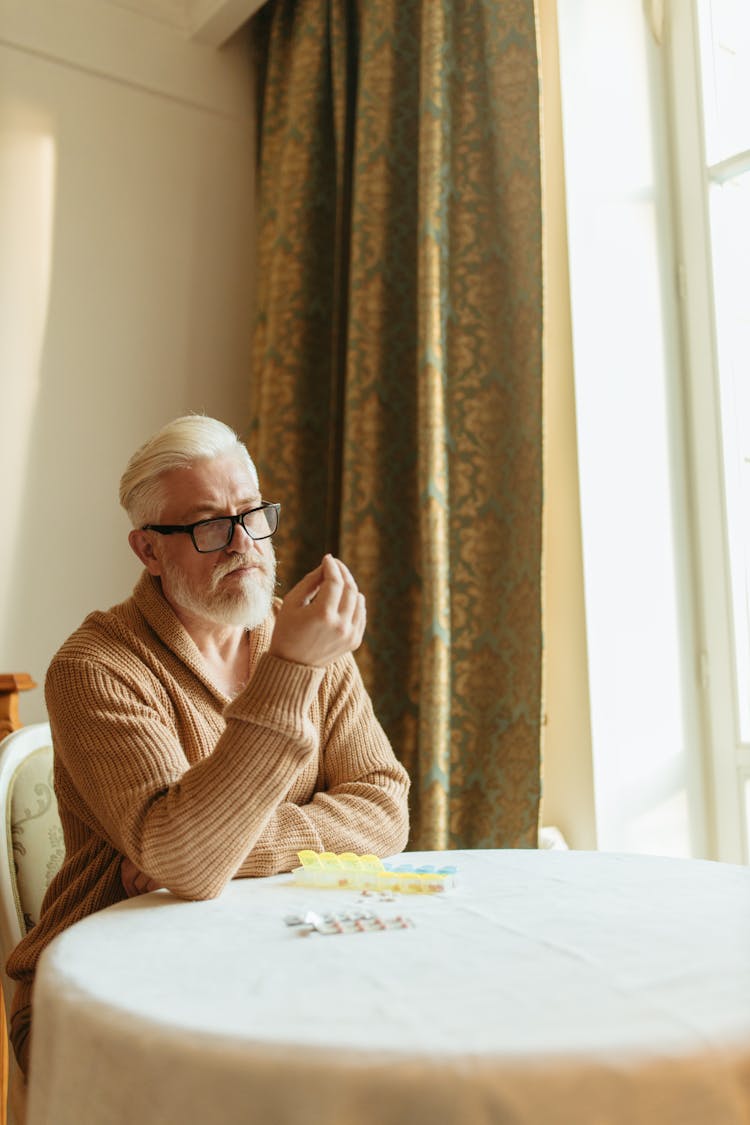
top-left (0, 104), bottom-right (57, 723)
top-left (0, 59), bottom-right (256, 724)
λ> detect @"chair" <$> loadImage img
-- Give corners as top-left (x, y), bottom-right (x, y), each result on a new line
top-left (0, 722), bottom-right (64, 1125)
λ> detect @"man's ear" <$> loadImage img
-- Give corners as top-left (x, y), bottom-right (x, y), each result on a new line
top-left (128, 529), bottom-right (162, 576)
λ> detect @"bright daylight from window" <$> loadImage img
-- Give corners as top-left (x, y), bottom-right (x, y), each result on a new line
top-left (558, 0), bottom-right (750, 863)
top-left (698, 0), bottom-right (750, 746)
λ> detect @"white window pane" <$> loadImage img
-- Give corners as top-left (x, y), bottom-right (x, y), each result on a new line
top-left (709, 170), bottom-right (750, 742)
top-left (558, 0), bottom-right (702, 857)
top-left (699, 0), bottom-right (750, 165)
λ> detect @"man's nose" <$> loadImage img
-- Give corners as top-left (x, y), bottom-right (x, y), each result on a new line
top-left (227, 520), bottom-right (262, 553)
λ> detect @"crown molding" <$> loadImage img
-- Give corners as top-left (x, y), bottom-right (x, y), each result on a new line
top-left (1, 0), bottom-right (256, 116)
top-left (94, 0), bottom-right (268, 44)
top-left (97, 0), bottom-right (188, 31)
top-left (187, 0), bottom-right (268, 46)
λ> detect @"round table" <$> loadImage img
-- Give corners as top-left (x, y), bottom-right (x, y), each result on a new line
top-left (27, 849), bottom-right (750, 1124)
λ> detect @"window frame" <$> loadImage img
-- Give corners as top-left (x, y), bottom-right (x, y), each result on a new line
top-left (663, 0), bottom-right (748, 862)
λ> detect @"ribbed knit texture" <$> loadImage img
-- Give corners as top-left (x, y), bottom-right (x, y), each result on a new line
top-left (6, 571), bottom-right (410, 1065)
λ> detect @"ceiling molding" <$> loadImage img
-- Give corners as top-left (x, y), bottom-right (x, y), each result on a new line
top-left (187, 0), bottom-right (268, 46)
top-left (95, 0), bottom-right (268, 44)
top-left (6, 0), bottom-right (255, 115)
top-left (98, 0), bottom-right (187, 32)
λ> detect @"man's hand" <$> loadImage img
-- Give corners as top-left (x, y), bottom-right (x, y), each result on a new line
top-left (268, 554), bottom-right (366, 667)
top-left (120, 856), bottom-right (163, 898)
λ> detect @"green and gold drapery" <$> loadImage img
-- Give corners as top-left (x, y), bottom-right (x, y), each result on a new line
top-left (249, 0), bottom-right (543, 850)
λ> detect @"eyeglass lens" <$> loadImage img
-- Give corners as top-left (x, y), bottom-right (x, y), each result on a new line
top-left (193, 506), bottom-right (278, 552)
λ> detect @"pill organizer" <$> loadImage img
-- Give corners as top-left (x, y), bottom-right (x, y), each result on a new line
top-left (289, 850), bottom-right (457, 893)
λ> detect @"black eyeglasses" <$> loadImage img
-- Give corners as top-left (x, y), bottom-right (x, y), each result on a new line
top-left (143, 502), bottom-right (280, 554)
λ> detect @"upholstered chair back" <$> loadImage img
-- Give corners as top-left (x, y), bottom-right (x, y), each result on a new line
top-left (0, 724), bottom-right (63, 1013)
top-left (0, 722), bottom-right (63, 1125)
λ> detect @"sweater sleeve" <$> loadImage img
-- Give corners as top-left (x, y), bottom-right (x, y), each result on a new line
top-left (234, 653), bottom-right (410, 877)
top-left (46, 651), bottom-right (326, 900)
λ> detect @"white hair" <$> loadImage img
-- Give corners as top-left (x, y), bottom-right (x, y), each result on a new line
top-left (119, 414), bottom-right (258, 527)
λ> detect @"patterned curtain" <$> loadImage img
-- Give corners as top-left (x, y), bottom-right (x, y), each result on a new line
top-left (249, 0), bottom-right (543, 850)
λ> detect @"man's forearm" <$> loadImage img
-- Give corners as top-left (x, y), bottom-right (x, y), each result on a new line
top-left (48, 652), bottom-right (326, 900)
top-left (235, 765), bottom-right (410, 879)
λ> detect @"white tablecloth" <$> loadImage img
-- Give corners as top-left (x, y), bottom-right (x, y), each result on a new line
top-left (27, 849), bottom-right (750, 1124)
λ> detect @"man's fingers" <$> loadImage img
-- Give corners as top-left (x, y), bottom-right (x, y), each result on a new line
top-left (288, 556), bottom-right (347, 608)
top-left (334, 557), bottom-right (358, 593)
top-left (337, 581), bottom-right (360, 624)
top-left (323, 554), bottom-right (345, 586)
top-left (269, 555), bottom-right (366, 666)
top-left (289, 563), bottom-right (325, 605)
top-left (121, 856), bottom-right (161, 898)
top-left (121, 858), bottom-right (139, 898)
top-left (332, 556), bottom-right (355, 584)
top-left (353, 592), bottom-right (366, 645)
top-left (322, 557), bottom-right (359, 615)
top-left (310, 556), bottom-right (346, 614)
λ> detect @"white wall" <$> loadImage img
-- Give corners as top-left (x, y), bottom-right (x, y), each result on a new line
top-left (0, 0), bottom-right (256, 724)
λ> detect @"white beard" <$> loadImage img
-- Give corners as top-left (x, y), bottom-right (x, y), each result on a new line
top-left (162, 551), bottom-right (276, 630)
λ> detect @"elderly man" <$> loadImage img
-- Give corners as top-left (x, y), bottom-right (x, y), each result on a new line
top-left (7, 414), bottom-right (410, 1076)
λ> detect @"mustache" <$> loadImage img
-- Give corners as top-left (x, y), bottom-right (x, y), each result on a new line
top-left (213, 556), bottom-right (256, 579)
top-left (209, 553), bottom-right (277, 591)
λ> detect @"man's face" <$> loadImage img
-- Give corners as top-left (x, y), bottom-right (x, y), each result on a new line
top-left (143, 453), bottom-right (277, 629)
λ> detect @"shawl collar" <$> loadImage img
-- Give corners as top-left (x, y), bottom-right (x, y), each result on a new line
top-left (131, 570), bottom-right (276, 703)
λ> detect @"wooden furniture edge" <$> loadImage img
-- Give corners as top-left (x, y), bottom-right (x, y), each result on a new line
top-left (0, 675), bottom-right (37, 740)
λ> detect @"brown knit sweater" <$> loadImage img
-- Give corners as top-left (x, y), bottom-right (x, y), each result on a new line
top-left (7, 570), bottom-right (410, 1063)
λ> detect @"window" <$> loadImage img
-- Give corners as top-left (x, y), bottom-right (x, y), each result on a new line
top-left (557, 0), bottom-right (706, 859)
top-left (698, 2), bottom-right (750, 746)
top-left (667, 0), bottom-right (750, 862)
top-left (557, 0), bottom-right (749, 862)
